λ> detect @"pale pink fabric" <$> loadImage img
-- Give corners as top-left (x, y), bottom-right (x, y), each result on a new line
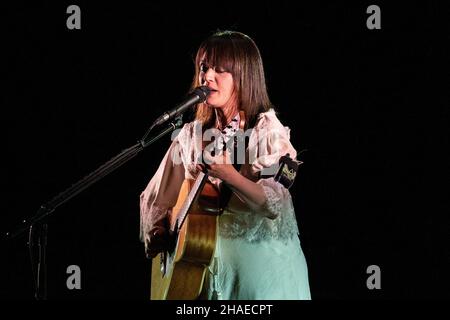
top-left (139, 108), bottom-right (299, 247)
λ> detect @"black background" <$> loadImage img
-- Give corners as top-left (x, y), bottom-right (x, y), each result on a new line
top-left (2, 1), bottom-right (449, 300)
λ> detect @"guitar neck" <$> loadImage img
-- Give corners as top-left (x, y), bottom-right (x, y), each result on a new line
top-left (171, 111), bottom-right (246, 233)
top-left (172, 171), bottom-right (208, 232)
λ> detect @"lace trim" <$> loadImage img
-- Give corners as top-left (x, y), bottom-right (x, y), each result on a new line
top-left (219, 178), bottom-right (300, 243)
top-left (261, 183), bottom-right (283, 219)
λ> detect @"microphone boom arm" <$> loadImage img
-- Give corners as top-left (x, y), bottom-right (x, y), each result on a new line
top-left (5, 116), bottom-right (184, 240)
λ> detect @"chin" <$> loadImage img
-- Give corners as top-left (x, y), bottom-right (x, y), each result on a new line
top-left (206, 100), bottom-right (221, 108)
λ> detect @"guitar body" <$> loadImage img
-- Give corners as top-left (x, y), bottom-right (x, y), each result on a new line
top-left (151, 176), bottom-right (222, 300)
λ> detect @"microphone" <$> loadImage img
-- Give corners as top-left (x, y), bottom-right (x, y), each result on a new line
top-left (152, 86), bottom-right (211, 127)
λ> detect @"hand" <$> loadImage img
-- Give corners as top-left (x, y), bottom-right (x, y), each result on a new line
top-left (196, 149), bottom-right (238, 183)
top-left (145, 226), bottom-right (172, 259)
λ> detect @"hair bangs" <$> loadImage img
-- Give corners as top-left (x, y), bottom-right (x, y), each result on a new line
top-left (196, 36), bottom-right (236, 75)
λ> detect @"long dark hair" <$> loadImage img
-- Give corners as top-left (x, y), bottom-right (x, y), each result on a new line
top-left (191, 31), bottom-right (272, 129)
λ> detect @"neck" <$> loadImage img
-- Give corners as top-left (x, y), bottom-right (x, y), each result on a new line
top-left (215, 106), bottom-right (238, 129)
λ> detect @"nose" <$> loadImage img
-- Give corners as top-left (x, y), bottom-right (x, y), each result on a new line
top-left (204, 67), bottom-right (216, 84)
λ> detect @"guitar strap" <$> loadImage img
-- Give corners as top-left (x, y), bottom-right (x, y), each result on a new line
top-left (218, 132), bottom-right (244, 209)
top-left (217, 109), bottom-right (246, 209)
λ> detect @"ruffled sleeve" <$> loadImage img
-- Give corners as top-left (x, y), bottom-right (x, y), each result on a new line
top-left (139, 129), bottom-right (186, 245)
top-left (250, 109), bottom-right (298, 219)
top-left (219, 109), bottom-right (301, 243)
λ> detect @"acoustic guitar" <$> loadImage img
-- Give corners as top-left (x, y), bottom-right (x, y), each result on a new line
top-left (150, 111), bottom-right (245, 300)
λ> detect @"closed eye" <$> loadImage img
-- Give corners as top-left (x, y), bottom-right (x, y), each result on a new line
top-left (215, 67), bottom-right (226, 73)
top-left (200, 63), bottom-right (228, 74)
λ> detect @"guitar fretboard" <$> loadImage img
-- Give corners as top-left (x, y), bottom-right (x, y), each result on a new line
top-left (174, 171), bottom-right (207, 232)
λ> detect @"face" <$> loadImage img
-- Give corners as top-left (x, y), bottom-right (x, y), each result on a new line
top-left (199, 59), bottom-right (237, 111)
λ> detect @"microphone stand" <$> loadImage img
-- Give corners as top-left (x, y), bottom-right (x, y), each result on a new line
top-left (5, 115), bottom-right (184, 300)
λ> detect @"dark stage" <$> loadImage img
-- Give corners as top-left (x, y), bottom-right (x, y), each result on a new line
top-left (3, 2), bottom-right (448, 300)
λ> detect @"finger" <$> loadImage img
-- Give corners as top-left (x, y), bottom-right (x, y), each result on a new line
top-left (146, 249), bottom-right (159, 259)
top-left (196, 164), bottom-right (208, 173)
top-left (145, 239), bottom-right (168, 257)
top-left (150, 226), bottom-right (166, 237)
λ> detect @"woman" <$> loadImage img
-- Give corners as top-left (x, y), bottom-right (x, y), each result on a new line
top-left (140, 30), bottom-right (311, 300)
